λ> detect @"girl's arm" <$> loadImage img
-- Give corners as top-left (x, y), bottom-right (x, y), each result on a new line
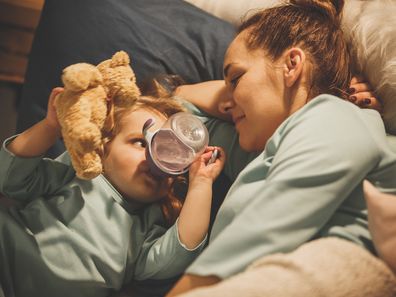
top-left (7, 88), bottom-right (63, 157)
top-left (175, 80), bottom-right (232, 121)
top-left (177, 147), bottom-right (226, 249)
top-left (0, 87), bottom-right (76, 201)
top-left (176, 77), bottom-right (383, 120)
top-left (133, 147), bottom-right (226, 281)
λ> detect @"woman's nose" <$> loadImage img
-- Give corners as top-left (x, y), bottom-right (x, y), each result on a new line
top-left (218, 98), bottom-right (235, 115)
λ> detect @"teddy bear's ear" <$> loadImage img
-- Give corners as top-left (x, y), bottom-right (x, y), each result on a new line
top-left (110, 51), bottom-right (130, 68)
top-left (62, 63), bottom-right (103, 91)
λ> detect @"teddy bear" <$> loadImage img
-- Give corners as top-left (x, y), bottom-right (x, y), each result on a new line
top-left (55, 51), bottom-right (141, 180)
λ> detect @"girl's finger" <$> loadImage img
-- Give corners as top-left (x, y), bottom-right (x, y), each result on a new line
top-left (200, 150), bottom-right (214, 163)
top-left (49, 87), bottom-right (64, 101)
top-left (213, 147), bottom-right (225, 164)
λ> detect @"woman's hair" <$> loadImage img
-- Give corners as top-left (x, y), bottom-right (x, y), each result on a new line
top-left (239, 0), bottom-right (351, 99)
top-left (102, 79), bottom-right (187, 226)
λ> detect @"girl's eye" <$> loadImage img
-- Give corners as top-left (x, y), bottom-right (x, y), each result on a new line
top-left (131, 138), bottom-right (147, 148)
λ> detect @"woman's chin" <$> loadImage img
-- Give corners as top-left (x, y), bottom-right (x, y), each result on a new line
top-left (239, 136), bottom-right (257, 152)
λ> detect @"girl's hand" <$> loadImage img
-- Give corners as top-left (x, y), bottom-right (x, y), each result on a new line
top-left (188, 146), bottom-right (226, 185)
top-left (348, 76), bottom-right (382, 112)
top-left (45, 87), bottom-right (63, 132)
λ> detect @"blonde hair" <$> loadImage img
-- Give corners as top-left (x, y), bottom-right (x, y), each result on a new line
top-left (239, 0), bottom-right (351, 99)
top-left (102, 80), bottom-right (187, 226)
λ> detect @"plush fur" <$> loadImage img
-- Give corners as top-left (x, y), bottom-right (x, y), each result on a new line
top-left (177, 238), bottom-right (396, 297)
top-left (55, 51), bottom-right (140, 180)
top-left (55, 63), bottom-right (107, 180)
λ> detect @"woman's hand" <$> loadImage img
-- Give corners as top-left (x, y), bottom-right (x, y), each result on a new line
top-left (348, 76), bottom-right (382, 112)
top-left (188, 146), bottom-right (226, 186)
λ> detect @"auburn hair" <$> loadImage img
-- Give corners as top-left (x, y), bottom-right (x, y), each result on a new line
top-left (102, 79), bottom-right (187, 226)
top-left (239, 0), bottom-right (351, 99)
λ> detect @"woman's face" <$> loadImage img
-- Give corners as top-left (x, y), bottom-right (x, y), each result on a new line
top-left (103, 108), bottom-right (171, 203)
top-left (222, 33), bottom-right (290, 152)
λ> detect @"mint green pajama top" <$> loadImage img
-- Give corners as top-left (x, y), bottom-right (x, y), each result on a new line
top-left (185, 94), bottom-right (396, 279)
top-left (0, 140), bottom-right (206, 297)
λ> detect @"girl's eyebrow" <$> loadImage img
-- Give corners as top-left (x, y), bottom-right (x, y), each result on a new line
top-left (125, 131), bottom-right (143, 138)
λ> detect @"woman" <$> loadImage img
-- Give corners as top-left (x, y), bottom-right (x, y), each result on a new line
top-left (166, 0), bottom-right (396, 296)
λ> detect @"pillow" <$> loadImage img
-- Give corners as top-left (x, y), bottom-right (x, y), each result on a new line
top-left (17, 0), bottom-right (236, 157)
top-left (186, 0), bottom-right (396, 135)
top-left (184, 0), bottom-right (278, 26)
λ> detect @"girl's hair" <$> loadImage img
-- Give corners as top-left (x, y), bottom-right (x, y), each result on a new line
top-left (102, 79), bottom-right (187, 226)
top-left (239, 0), bottom-right (351, 99)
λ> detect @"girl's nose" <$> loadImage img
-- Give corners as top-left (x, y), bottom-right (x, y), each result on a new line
top-left (218, 98), bottom-right (235, 115)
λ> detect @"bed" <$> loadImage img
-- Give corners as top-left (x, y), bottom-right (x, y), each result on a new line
top-left (13, 0), bottom-right (396, 295)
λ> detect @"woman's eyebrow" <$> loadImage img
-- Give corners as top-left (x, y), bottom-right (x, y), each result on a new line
top-left (223, 63), bottom-right (236, 78)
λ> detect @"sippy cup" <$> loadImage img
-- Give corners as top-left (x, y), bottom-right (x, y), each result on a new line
top-left (142, 112), bottom-right (209, 176)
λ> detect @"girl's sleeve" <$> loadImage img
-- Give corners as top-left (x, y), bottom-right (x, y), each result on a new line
top-left (0, 135), bottom-right (75, 202)
top-left (133, 217), bottom-right (207, 280)
top-left (183, 101), bottom-right (258, 181)
top-left (186, 96), bottom-right (396, 279)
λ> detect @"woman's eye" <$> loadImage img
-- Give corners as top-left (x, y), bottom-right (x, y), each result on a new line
top-left (230, 74), bottom-right (242, 88)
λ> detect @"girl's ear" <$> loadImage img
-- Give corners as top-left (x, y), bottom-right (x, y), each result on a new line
top-left (284, 48), bottom-right (305, 88)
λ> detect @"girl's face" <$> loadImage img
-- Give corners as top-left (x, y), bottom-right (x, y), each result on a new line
top-left (103, 108), bottom-right (171, 203)
top-left (222, 33), bottom-right (291, 152)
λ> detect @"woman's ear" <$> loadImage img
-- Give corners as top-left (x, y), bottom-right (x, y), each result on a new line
top-left (284, 48), bottom-right (305, 88)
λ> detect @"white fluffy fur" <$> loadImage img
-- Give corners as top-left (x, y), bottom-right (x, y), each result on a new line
top-left (185, 0), bottom-right (396, 135)
top-left (344, 0), bottom-right (396, 134)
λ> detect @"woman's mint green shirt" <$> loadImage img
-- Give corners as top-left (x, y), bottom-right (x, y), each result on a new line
top-left (0, 140), bottom-right (205, 297)
top-left (185, 94), bottom-right (396, 279)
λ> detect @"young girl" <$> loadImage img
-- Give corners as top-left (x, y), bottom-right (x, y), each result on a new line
top-left (165, 0), bottom-right (396, 296)
top-left (0, 87), bottom-right (225, 297)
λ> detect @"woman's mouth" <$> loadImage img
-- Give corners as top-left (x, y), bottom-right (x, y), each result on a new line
top-left (232, 115), bottom-right (245, 127)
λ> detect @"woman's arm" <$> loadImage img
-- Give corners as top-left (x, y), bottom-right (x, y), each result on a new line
top-left (364, 180), bottom-right (396, 273)
top-left (175, 80), bottom-right (232, 121)
top-left (7, 88), bottom-right (63, 157)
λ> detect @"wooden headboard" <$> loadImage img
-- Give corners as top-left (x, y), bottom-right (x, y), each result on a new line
top-left (0, 0), bottom-right (44, 84)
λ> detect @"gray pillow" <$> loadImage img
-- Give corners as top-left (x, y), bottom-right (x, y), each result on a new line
top-left (17, 0), bottom-right (236, 157)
